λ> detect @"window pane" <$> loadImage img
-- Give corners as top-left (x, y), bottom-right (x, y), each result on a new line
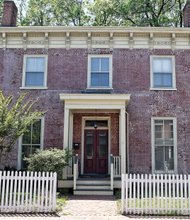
top-left (153, 58), bottom-right (162, 72)
top-left (22, 125), bottom-right (31, 144)
top-left (91, 58), bottom-right (99, 72)
top-left (101, 58), bottom-right (109, 71)
top-left (31, 145), bottom-right (40, 154)
top-left (165, 146), bottom-right (174, 170)
top-left (162, 58), bottom-right (172, 73)
top-left (163, 73), bottom-right (172, 87)
top-left (22, 145), bottom-right (31, 169)
top-left (26, 57), bottom-right (45, 72)
top-left (101, 73), bottom-right (109, 86)
top-left (155, 146), bottom-right (164, 171)
top-left (25, 72), bottom-right (44, 86)
top-left (91, 73), bottom-right (100, 86)
top-left (32, 120), bottom-right (41, 144)
top-left (154, 73), bottom-right (162, 87)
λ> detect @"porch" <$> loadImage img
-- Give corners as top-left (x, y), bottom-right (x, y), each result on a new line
top-left (59, 94), bottom-right (130, 194)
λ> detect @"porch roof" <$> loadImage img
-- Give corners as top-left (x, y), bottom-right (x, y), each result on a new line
top-left (59, 93), bottom-right (131, 109)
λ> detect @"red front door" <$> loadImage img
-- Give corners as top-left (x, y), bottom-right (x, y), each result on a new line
top-left (84, 129), bottom-right (108, 174)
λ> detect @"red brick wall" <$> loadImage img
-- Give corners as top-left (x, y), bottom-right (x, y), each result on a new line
top-left (0, 48), bottom-right (190, 174)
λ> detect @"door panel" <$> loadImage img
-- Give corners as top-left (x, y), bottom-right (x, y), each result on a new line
top-left (97, 130), bottom-right (108, 173)
top-left (84, 129), bottom-right (108, 174)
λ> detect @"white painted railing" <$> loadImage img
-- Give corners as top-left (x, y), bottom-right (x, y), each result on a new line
top-left (67, 156), bottom-right (74, 178)
top-left (122, 174), bottom-right (190, 215)
top-left (73, 154), bottom-right (79, 190)
top-left (113, 156), bottom-right (121, 177)
top-left (0, 171), bottom-right (57, 213)
top-left (110, 154), bottom-right (114, 190)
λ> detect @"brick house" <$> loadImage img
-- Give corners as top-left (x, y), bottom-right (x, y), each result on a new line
top-left (1, 0), bottom-right (190, 195)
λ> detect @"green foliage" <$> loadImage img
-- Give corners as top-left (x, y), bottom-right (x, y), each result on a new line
top-left (17, 0), bottom-right (186, 27)
top-left (25, 148), bottom-right (72, 176)
top-left (0, 0), bottom-right (3, 24)
top-left (0, 91), bottom-right (44, 154)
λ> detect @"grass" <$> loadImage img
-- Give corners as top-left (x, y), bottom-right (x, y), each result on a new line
top-left (115, 190), bottom-right (190, 216)
top-left (56, 193), bottom-right (68, 213)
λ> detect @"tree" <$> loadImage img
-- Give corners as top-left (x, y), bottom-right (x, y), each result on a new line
top-left (0, 0), bottom-right (3, 24)
top-left (0, 91), bottom-right (44, 164)
top-left (88, 0), bottom-right (121, 26)
top-left (23, 0), bottom-right (89, 26)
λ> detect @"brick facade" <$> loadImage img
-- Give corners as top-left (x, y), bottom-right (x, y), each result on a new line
top-left (1, 47), bottom-right (190, 174)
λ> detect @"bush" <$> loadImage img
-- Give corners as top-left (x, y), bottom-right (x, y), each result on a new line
top-left (25, 148), bottom-right (72, 178)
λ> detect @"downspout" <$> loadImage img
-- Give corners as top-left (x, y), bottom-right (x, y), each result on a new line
top-left (125, 111), bottom-right (129, 174)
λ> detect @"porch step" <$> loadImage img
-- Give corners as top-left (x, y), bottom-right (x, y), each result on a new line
top-left (77, 183), bottom-right (110, 190)
top-left (74, 189), bottom-right (113, 196)
top-left (74, 178), bottom-right (113, 195)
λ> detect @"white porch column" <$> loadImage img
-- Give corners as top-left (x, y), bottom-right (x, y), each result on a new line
top-left (63, 107), bottom-right (70, 149)
top-left (120, 107), bottom-right (126, 174)
top-left (69, 111), bottom-right (73, 150)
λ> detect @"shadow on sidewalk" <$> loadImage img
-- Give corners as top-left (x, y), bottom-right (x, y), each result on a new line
top-left (0, 213), bottom-right (60, 218)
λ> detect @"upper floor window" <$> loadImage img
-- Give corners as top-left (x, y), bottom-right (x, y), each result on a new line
top-left (22, 55), bottom-right (48, 89)
top-left (88, 55), bottom-right (112, 88)
top-left (150, 56), bottom-right (176, 90)
top-left (152, 117), bottom-right (177, 174)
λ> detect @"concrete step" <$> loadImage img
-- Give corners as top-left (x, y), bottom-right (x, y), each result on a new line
top-left (77, 179), bottom-right (110, 185)
top-left (77, 184), bottom-right (110, 190)
top-left (73, 189), bottom-right (113, 196)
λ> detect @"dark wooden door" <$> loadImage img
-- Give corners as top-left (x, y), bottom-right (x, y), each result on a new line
top-left (84, 129), bottom-right (108, 174)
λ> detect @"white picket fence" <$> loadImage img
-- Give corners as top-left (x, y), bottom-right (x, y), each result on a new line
top-left (122, 174), bottom-right (190, 215)
top-left (0, 171), bottom-right (57, 213)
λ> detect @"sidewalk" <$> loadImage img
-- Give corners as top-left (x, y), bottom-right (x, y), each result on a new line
top-left (0, 195), bottom-right (189, 220)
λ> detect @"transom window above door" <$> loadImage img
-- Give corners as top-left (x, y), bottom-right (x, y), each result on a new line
top-left (150, 56), bottom-right (176, 90)
top-left (22, 55), bottom-right (48, 89)
top-left (88, 55), bottom-right (112, 89)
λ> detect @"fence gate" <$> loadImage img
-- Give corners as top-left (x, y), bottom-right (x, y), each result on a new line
top-left (122, 174), bottom-right (190, 215)
top-left (0, 171), bottom-right (57, 213)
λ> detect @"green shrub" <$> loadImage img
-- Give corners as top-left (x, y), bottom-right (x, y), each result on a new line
top-left (25, 148), bottom-right (72, 178)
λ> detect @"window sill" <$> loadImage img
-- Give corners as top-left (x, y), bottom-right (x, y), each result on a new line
top-left (154, 170), bottom-right (176, 174)
top-left (20, 87), bottom-right (48, 90)
top-left (150, 88), bottom-right (177, 91)
top-left (86, 87), bottom-right (113, 90)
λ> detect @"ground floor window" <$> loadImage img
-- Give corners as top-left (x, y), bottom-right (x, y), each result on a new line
top-left (21, 118), bottom-right (44, 169)
top-left (152, 117), bottom-right (177, 173)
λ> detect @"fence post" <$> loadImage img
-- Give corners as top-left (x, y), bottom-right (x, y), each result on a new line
top-left (121, 173), bottom-right (125, 214)
top-left (52, 172), bottom-right (57, 211)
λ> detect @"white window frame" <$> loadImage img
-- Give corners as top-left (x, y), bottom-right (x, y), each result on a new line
top-left (21, 55), bottom-right (48, 89)
top-left (87, 55), bottom-right (113, 89)
top-left (17, 117), bottom-right (45, 169)
top-left (150, 56), bottom-right (176, 90)
top-left (151, 117), bottom-right (177, 174)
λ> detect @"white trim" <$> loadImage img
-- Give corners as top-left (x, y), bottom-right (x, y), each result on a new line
top-left (22, 55), bottom-right (48, 89)
top-left (87, 54), bottom-right (113, 89)
top-left (17, 117), bottom-right (45, 170)
top-left (151, 117), bottom-right (177, 174)
top-left (150, 56), bottom-right (176, 90)
top-left (20, 87), bottom-right (48, 90)
top-left (81, 116), bottom-right (111, 175)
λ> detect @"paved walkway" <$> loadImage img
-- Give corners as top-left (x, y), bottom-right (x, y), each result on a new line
top-left (61, 195), bottom-right (118, 216)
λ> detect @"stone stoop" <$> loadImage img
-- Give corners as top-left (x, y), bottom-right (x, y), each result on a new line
top-left (73, 178), bottom-right (113, 195)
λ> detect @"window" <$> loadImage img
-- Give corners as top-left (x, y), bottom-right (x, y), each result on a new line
top-left (152, 118), bottom-right (177, 173)
top-left (20, 119), bottom-right (44, 169)
top-left (22, 55), bottom-right (48, 88)
top-left (151, 56), bottom-right (176, 89)
top-left (88, 55), bottom-right (112, 88)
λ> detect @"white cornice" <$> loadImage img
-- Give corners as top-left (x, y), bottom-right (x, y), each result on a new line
top-left (1, 26), bottom-right (190, 50)
top-left (0, 26), bottom-right (190, 34)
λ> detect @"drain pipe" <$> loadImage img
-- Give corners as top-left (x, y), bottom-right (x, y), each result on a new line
top-left (125, 111), bottom-right (129, 174)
